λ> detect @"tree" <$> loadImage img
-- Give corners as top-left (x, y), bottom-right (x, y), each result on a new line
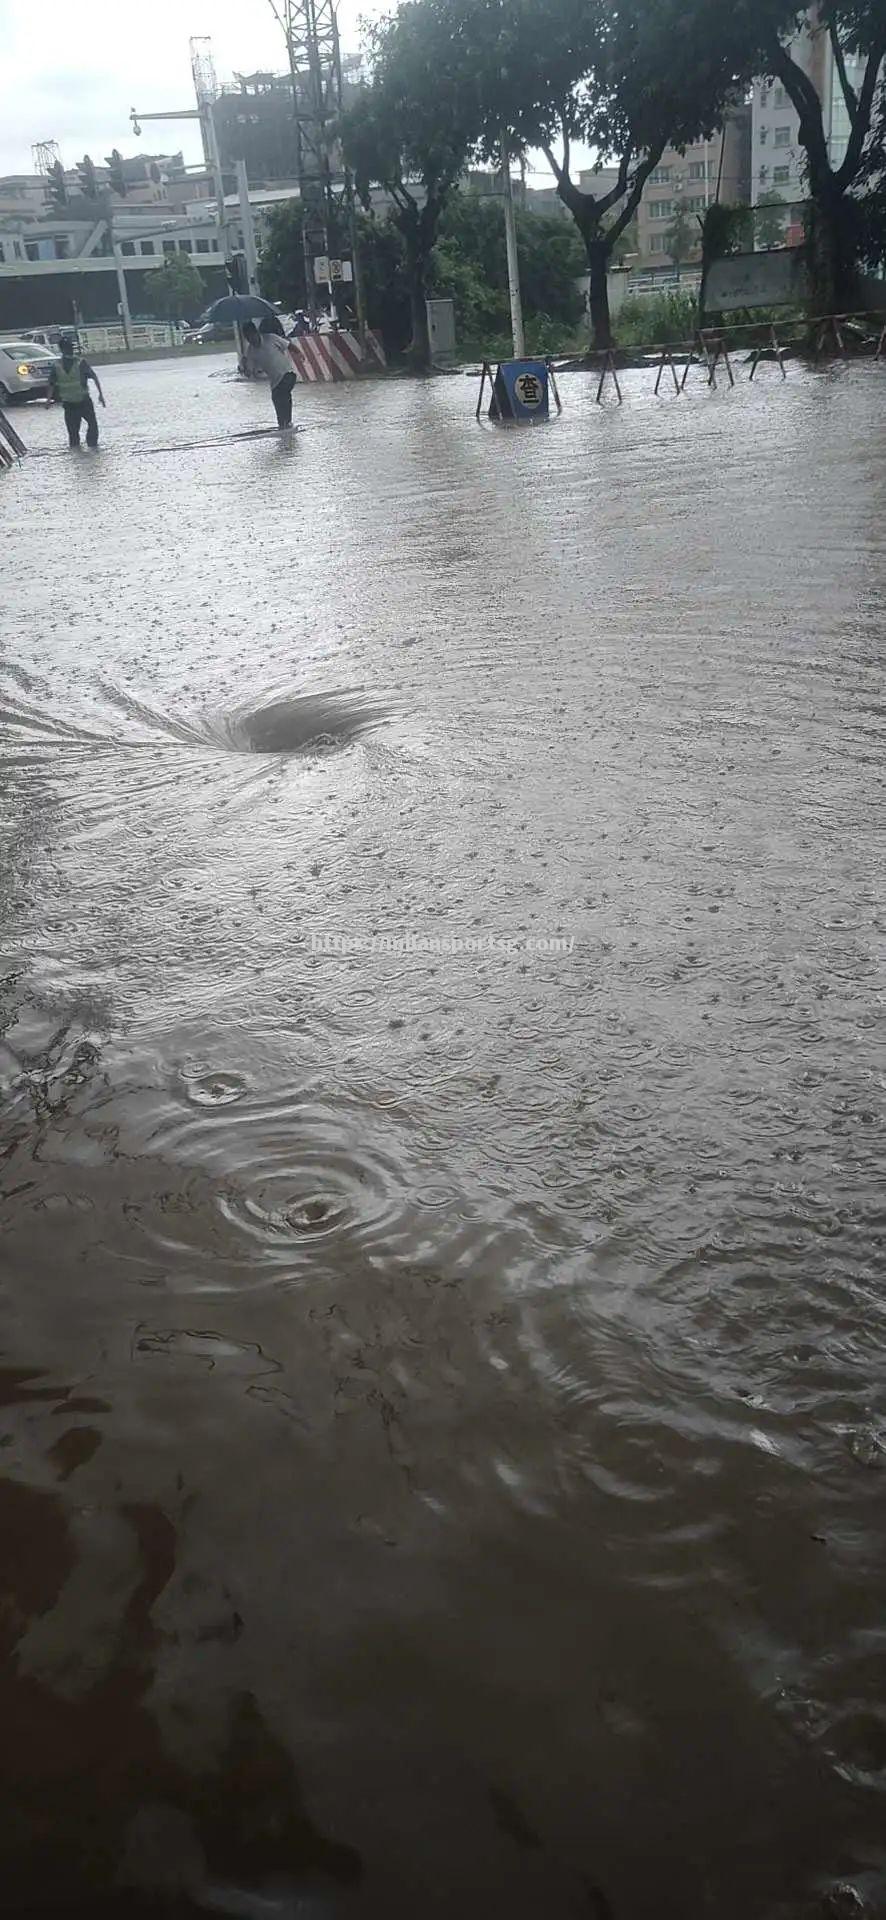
top-left (341, 3), bottom-right (476, 367)
top-left (76, 154), bottom-right (98, 200)
top-left (698, 199), bottom-right (754, 316)
top-left (259, 200), bottom-right (413, 353)
top-left (149, 253), bottom-right (205, 323)
top-left (670, 0), bottom-right (886, 313)
top-left (760, 6), bottom-right (885, 311)
top-left (45, 159), bottom-right (68, 210)
top-left (664, 200), bottom-right (695, 264)
top-left (608, 213), bottom-right (639, 266)
top-left (259, 200), bottom-right (310, 310)
top-left (754, 190), bottom-right (788, 247)
top-left (427, 0), bottom-right (743, 351)
top-left (430, 191), bottom-right (585, 348)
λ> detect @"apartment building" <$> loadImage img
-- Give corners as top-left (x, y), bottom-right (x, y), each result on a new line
top-left (750, 25), bottom-right (866, 237)
top-left (634, 114), bottom-right (750, 269)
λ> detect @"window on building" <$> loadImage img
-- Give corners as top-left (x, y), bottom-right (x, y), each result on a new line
top-left (53, 236), bottom-right (70, 259)
top-left (163, 239), bottom-right (176, 254)
top-left (773, 85), bottom-right (787, 107)
top-left (685, 195), bottom-right (707, 212)
top-left (649, 165), bottom-right (671, 184)
top-left (179, 239), bottom-right (193, 252)
top-left (121, 239), bottom-right (136, 255)
top-left (759, 87), bottom-right (769, 107)
top-left (759, 164), bottom-right (769, 182)
top-left (0, 243), bottom-right (5, 263)
top-left (774, 125), bottom-right (791, 146)
top-left (649, 233), bottom-right (668, 253)
top-left (689, 161), bottom-right (706, 179)
top-left (25, 241), bottom-right (39, 261)
top-left (649, 199), bottom-right (674, 219)
top-left (773, 165), bottom-right (790, 183)
top-left (140, 240), bottom-right (155, 255)
top-left (759, 126), bottom-right (768, 143)
top-left (195, 238), bottom-right (210, 253)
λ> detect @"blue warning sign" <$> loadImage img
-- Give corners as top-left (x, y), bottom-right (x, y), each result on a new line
top-left (492, 358), bottom-right (550, 422)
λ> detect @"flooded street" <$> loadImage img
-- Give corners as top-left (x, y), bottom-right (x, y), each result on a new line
top-left (1, 355), bottom-right (885, 1917)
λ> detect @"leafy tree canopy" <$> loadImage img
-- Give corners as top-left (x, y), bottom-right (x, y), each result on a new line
top-left (149, 252), bottom-right (205, 322)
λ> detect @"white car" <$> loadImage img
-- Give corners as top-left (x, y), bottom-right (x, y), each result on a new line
top-left (0, 339), bottom-right (60, 402)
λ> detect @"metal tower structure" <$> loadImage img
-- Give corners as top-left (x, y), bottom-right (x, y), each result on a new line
top-left (190, 35), bottom-right (219, 106)
top-left (266, 0), bottom-right (364, 329)
top-left (31, 140), bottom-right (61, 177)
top-left (190, 36), bottom-right (220, 171)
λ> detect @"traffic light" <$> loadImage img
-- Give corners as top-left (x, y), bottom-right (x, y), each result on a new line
top-left (76, 154), bottom-right (98, 199)
top-left (45, 160), bottom-right (68, 209)
top-left (105, 149), bottom-right (127, 197)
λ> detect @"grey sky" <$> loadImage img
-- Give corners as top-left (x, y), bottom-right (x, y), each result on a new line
top-left (0, 0), bottom-right (372, 176)
top-left (2, 0), bottom-right (569, 187)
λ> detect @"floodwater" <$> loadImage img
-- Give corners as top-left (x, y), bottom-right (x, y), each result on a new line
top-left (1, 355), bottom-right (885, 1919)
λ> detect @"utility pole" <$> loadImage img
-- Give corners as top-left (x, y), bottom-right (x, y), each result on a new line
top-left (109, 217), bottom-right (133, 347)
top-left (235, 160), bottom-right (260, 294)
top-left (501, 133), bottom-right (525, 359)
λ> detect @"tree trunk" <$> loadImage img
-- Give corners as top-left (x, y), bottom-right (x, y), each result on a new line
top-left (407, 275), bottom-right (430, 369)
top-left (806, 186), bottom-right (853, 317)
top-left (585, 235), bottom-right (613, 352)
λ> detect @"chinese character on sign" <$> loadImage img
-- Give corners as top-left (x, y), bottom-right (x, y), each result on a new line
top-left (514, 372), bottom-right (541, 407)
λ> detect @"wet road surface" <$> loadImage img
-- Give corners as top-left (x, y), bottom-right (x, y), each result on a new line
top-left (1, 356), bottom-right (885, 1918)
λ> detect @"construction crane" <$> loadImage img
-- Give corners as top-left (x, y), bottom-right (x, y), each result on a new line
top-left (265, 0), bottom-right (365, 333)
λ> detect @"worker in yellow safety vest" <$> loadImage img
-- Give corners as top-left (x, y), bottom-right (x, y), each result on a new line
top-left (48, 338), bottom-right (106, 449)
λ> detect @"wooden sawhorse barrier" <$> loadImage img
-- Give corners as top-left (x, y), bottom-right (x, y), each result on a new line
top-left (748, 323), bottom-right (790, 380)
top-left (680, 329), bottom-right (734, 390)
top-left (594, 349), bottom-right (623, 404)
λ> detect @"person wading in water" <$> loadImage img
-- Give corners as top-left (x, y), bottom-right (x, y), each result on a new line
top-left (242, 321), bottom-right (297, 428)
top-left (49, 338), bottom-right (106, 449)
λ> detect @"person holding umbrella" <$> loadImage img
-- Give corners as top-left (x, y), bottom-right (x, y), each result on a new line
top-left (202, 294), bottom-right (297, 424)
top-left (242, 322), bottom-right (297, 427)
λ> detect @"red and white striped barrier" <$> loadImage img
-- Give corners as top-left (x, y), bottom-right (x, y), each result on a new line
top-left (288, 328), bottom-right (386, 383)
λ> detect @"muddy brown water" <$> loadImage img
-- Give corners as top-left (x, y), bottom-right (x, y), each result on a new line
top-left (1, 359), bottom-right (885, 1919)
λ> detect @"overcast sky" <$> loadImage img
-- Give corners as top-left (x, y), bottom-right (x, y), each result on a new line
top-left (0, 0), bottom-right (377, 176)
top-left (2, 0), bottom-right (565, 185)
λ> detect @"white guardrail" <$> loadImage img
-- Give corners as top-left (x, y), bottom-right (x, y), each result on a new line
top-left (77, 323), bottom-right (185, 352)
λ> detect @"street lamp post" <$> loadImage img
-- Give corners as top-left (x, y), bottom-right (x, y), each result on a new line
top-left (130, 104), bottom-right (230, 268)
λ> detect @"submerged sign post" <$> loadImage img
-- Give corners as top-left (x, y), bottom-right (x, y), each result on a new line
top-left (476, 356), bottom-right (561, 423)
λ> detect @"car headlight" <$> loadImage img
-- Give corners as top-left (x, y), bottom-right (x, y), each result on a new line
top-left (17, 363), bottom-right (33, 377)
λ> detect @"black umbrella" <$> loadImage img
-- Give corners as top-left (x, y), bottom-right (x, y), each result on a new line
top-left (204, 294), bottom-right (279, 325)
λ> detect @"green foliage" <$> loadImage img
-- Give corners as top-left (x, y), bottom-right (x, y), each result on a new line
top-left (429, 192), bottom-right (586, 350)
top-left (341, 1), bottom-right (480, 361)
top-left (701, 201), bottom-right (754, 261)
top-left (258, 201), bottom-right (414, 355)
top-left (609, 215), bottom-right (639, 265)
top-left (149, 252), bottom-right (205, 322)
top-left (664, 203), bottom-right (698, 264)
top-left (754, 191), bottom-right (788, 248)
top-left (258, 188), bottom-right (587, 359)
top-left (616, 291), bottom-right (698, 347)
top-left (258, 201), bottom-right (309, 311)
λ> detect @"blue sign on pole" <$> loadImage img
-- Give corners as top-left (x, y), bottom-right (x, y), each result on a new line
top-left (491, 357), bottom-right (550, 422)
